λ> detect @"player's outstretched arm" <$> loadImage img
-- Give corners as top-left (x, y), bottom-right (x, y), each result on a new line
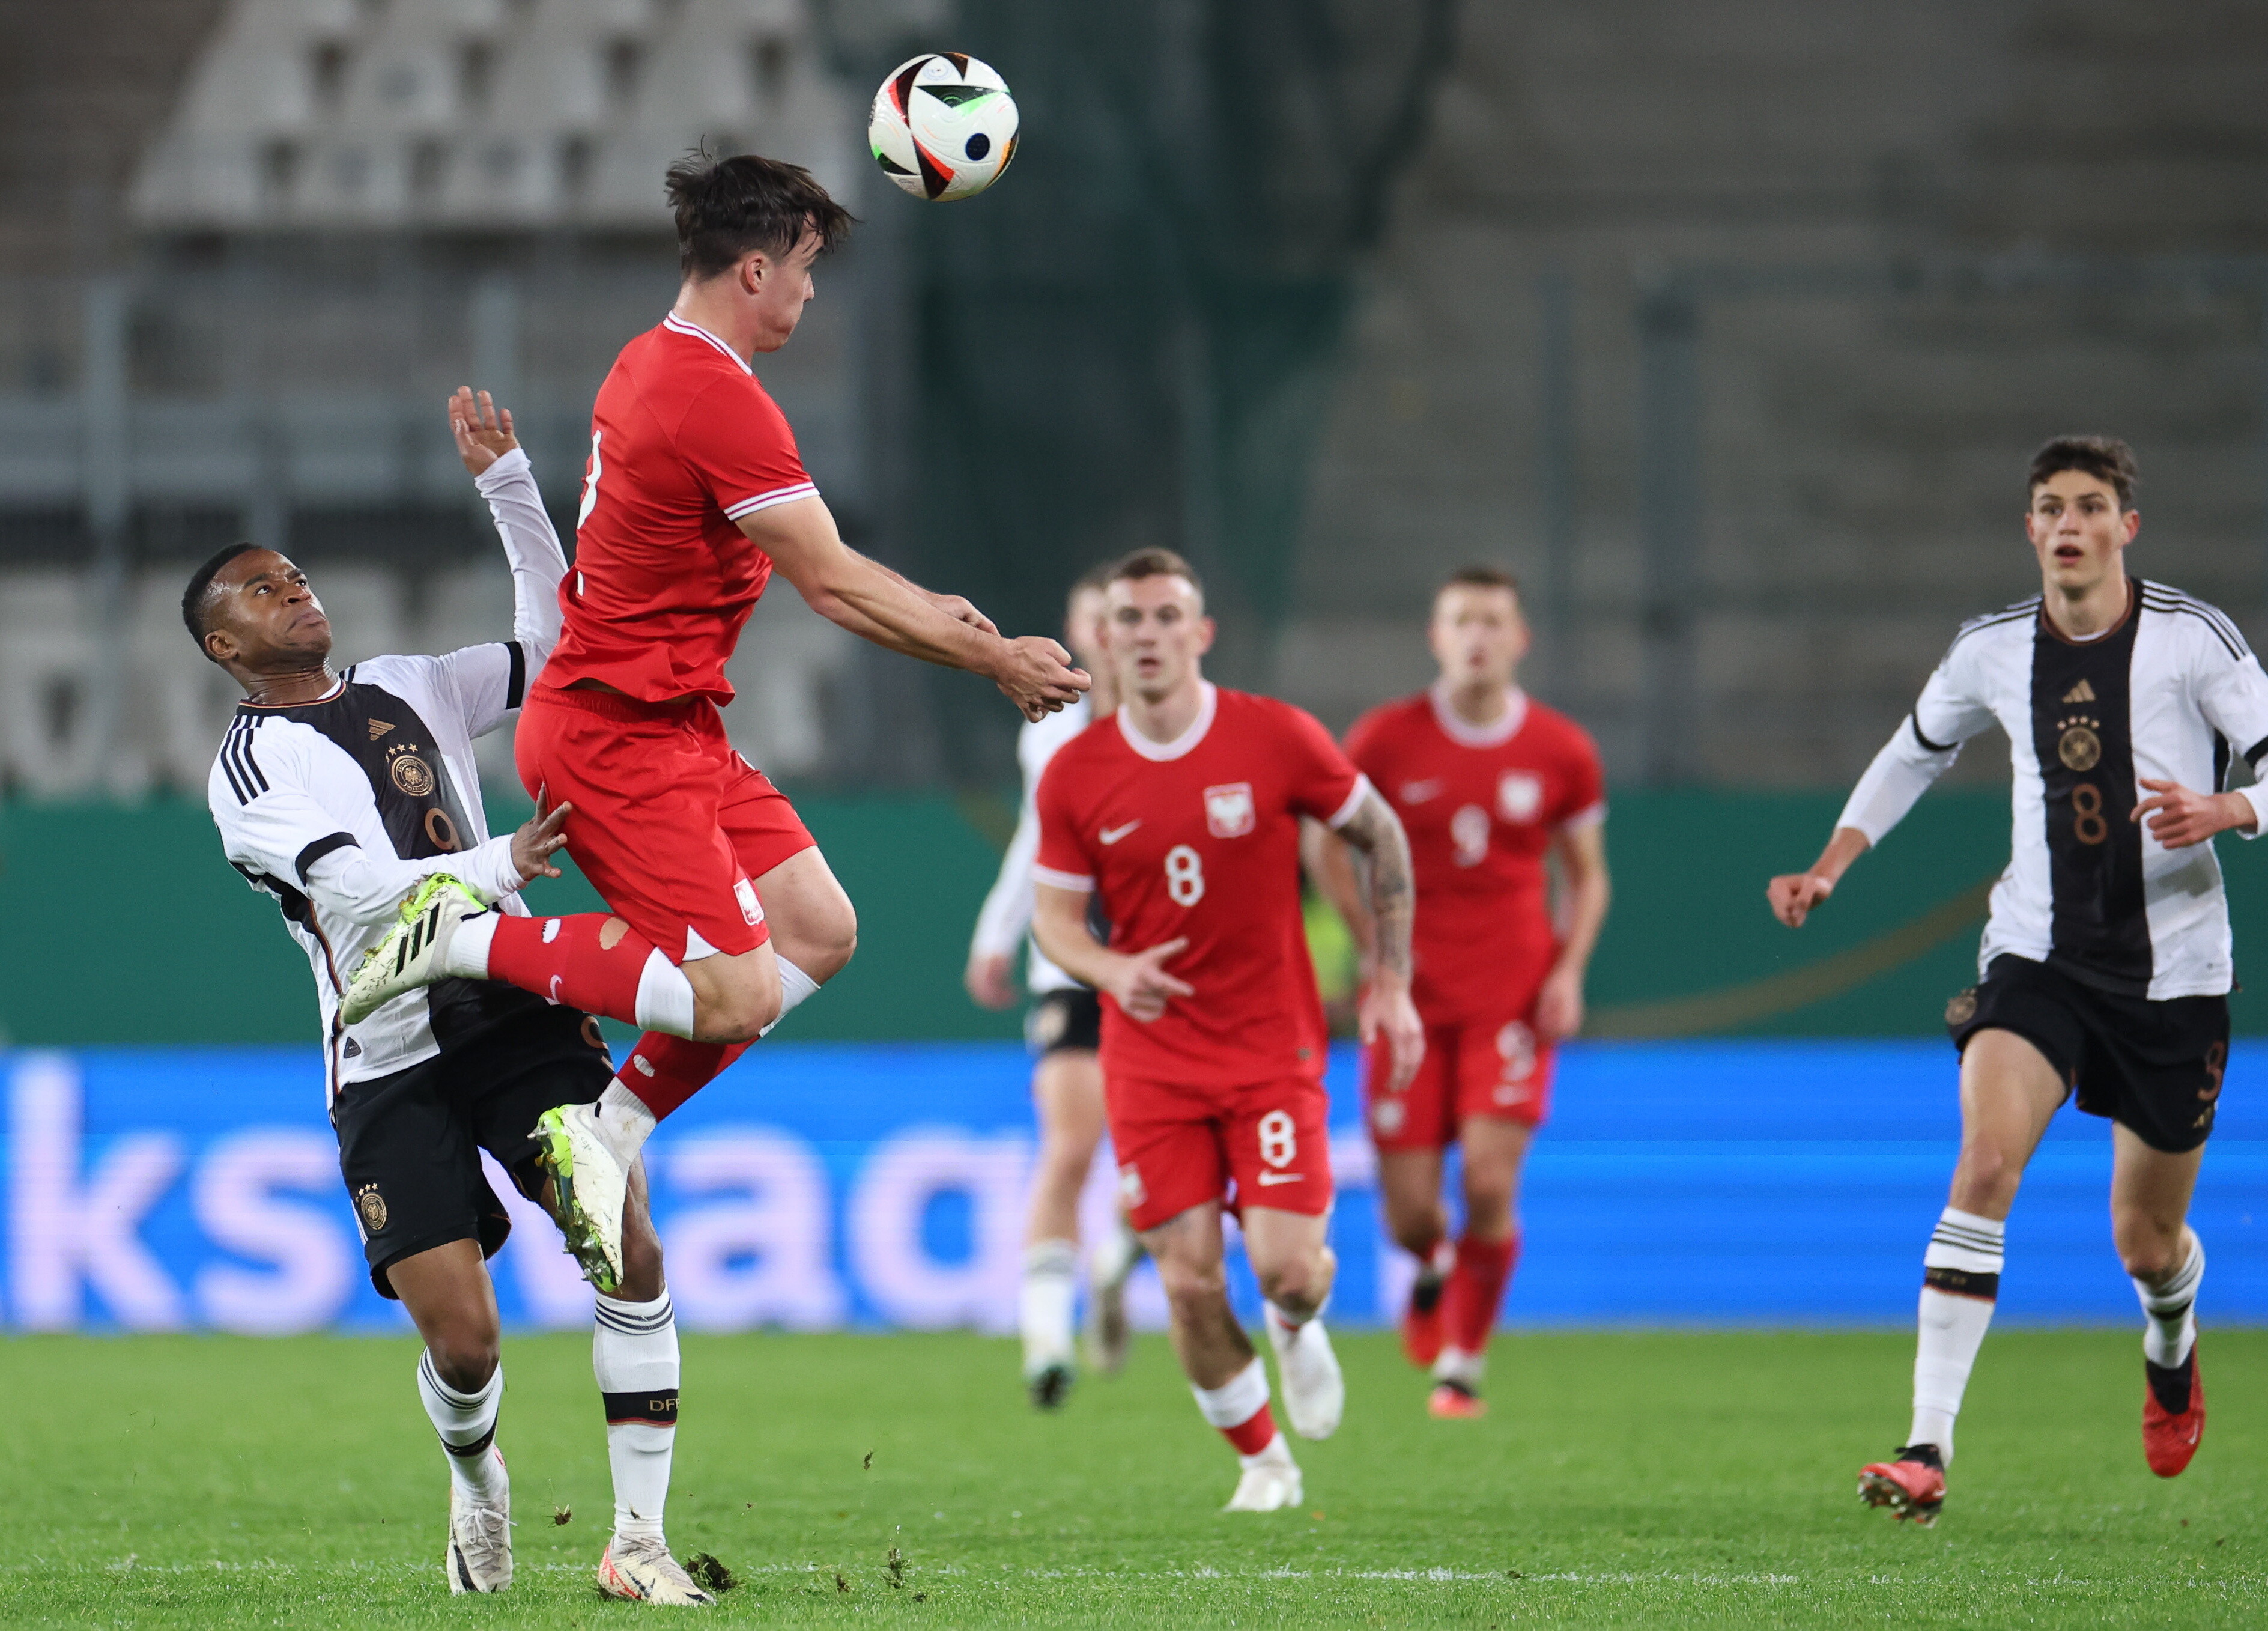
top-left (1032, 884), bottom-right (1192, 1022)
top-left (449, 386), bottom-right (568, 674)
top-left (1766, 825), bottom-right (1870, 928)
top-left (1335, 788), bottom-right (1425, 1089)
top-left (738, 498), bottom-right (1087, 720)
top-left (1535, 821), bottom-right (1611, 1041)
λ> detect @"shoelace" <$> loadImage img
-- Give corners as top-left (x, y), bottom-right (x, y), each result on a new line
top-left (461, 1504), bottom-right (511, 1567)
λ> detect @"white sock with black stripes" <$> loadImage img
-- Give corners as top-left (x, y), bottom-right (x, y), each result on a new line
top-left (1909, 1207), bottom-right (2004, 1462)
top-left (2134, 1231), bottom-right (2203, 1369)
top-left (594, 1290), bottom-right (679, 1543)
top-left (417, 1352), bottom-right (508, 1503)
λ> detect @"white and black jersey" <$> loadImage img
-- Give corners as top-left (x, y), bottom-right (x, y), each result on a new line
top-left (1840, 579), bottom-right (2268, 1001)
top-left (971, 698), bottom-right (1093, 995)
top-left (206, 448), bottom-right (568, 1102)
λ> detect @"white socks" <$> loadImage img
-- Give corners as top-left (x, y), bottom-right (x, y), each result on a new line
top-left (595, 1289), bottom-right (680, 1543)
top-left (443, 909), bottom-right (499, 979)
top-left (634, 951), bottom-right (697, 1038)
top-left (1911, 1207), bottom-right (2004, 1461)
top-left (418, 1352), bottom-right (508, 1504)
top-left (2135, 1232), bottom-right (2203, 1368)
top-left (1191, 1355), bottom-right (1271, 1432)
top-left (1019, 1239), bottom-right (1079, 1374)
top-left (757, 956), bottom-right (821, 1039)
top-left (595, 1081), bottom-right (660, 1166)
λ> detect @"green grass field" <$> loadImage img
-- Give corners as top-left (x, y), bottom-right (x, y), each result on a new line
top-left (5, 1329), bottom-right (2263, 1627)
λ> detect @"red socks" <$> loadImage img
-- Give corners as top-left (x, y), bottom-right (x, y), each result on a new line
top-left (616, 1033), bottom-right (750, 1119)
top-left (487, 913), bottom-right (661, 1029)
top-left (1442, 1233), bottom-right (1519, 1356)
top-left (1220, 1402), bottom-right (1278, 1457)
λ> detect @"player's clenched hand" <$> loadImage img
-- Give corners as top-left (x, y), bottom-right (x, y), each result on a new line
top-left (511, 797), bottom-right (572, 886)
top-left (2134, 778), bottom-right (2257, 849)
top-left (1109, 937), bottom-right (1194, 1022)
top-left (450, 386), bottom-right (518, 476)
top-left (965, 950), bottom-right (1019, 1010)
top-left (1533, 965), bottom-right (1585, 1042)
top-left (1361, 976), bottom-right (1425, 1091)
top-left (1767, 871), bottom-right (1834, 928)
top-left (993, 634), bottom-right (1091, 722)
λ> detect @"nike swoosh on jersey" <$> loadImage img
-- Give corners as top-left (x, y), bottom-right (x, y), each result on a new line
top-left (1099, 821), bottom-right (1142, 845)
top-left (1399, 779), bottom-right (1444, 803)
top-left (1254, 1170), bottom-right (1304, 1185)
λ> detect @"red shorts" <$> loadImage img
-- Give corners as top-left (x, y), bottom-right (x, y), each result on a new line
top-left (1105, 1072), bottom-right (1333, 1232)
top-left (1363, 1013), bottom-right (1554, 1150)
top-left (515, 684), bottom-right (814, 962)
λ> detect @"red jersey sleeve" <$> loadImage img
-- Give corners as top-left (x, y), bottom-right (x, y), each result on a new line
top-left (1032, 750), bottom-right (1096, 891)
top-left (1555, 721), bottom-right (1608, 828)
top-left (674, 375), bottom-right (819, 522)
top-left (1273, 701), bottom-right (1368, 828)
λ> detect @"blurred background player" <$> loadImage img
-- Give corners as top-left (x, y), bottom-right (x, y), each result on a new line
top-left (1314, 567), bottom-right (1609, 1418)
top-left (1771, 437), bottom-right (2266, 1525)
top-left (966, 565), bottom-right (1145, 1407)
top-left (1031, 548), bottom-right (1424, 1511)
top-left (343, 153), bottom-right (1091, 1290)
top-left (194, 391), bottom-right (711, 1605)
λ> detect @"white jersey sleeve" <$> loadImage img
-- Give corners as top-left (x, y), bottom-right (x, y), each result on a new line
top-left (969, 701), bottom-right (1090, 994)
top-left (1837, 621), bottom-right (2000, 845)
top-left (420, 446), bottom-right (570, 741)
top-left (2186, 613), bottom-right (2268, 839)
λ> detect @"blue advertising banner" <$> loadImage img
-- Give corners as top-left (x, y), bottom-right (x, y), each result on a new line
top-left (1, 1039), bottom-right (2261, 1334)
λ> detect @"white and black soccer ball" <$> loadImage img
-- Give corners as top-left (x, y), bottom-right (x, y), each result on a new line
top-left (868, 53), bottom-right (1019, 202)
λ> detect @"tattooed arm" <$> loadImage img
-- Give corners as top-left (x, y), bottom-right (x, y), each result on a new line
top-left (1332, 786), bottom-right (1425, 1089)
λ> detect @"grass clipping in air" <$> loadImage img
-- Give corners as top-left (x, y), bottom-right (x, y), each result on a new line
top-left (7, 1329), bottom-right (2265, 1626)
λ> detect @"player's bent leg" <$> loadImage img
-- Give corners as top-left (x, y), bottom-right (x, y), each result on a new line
top-left (752, 846), bottom-right (858, 990)
top-left (1022, 1049), bottom-right (1106, 1408)
top-left (1377, 1148), bottom-right (1452, 1368)
top-left (1147, 1203), bottom-right (1300, 1509)
top-left (1865, 1027), bottom-right (2062, 1523)
top-left (2110, 1125), bottom-right (2209, 1477)
top-left (1248, 1206), bottom-right (1344, 1442)
top-left (1433, 1116), bottom-right (1532, 1418)
top-left (388, 1240), bottom-right (513, 1593)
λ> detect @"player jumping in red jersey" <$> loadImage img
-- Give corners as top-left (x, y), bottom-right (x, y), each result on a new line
top-left (1314, 566), bottom-right (1609, 1418)
top-left (343, 153), bottom-right (1087, 1292)
top-left (1031, 548), bottom-right (1423, 1511)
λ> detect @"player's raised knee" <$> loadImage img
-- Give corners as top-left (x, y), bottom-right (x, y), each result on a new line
top-left (426, 1332), bottom-right (501, 1394)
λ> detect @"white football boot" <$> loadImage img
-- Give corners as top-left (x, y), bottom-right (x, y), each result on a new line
top-left (1222, 1433), bottom-right (1304, 1513)
top-left (530, 1101), bottom-right (629, 1294)
top-left (341, 875), bottom-right (488, 1024)
top-left (1264, 1303), bottom-right (1345, 1440)
top-left (444, 1472), bottom-right (513, 1594)
top-left (596, 1534), bottom-right (717, 1605)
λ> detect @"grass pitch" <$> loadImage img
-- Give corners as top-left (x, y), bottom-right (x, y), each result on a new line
top-left (5, 1328), bottom-right (2263, 1627)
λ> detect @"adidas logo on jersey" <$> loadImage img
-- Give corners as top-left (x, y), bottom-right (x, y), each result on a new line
top-left (2062, 679), bottom-right (2096, 704)
top-left (369, 719), bottom-right (396, 739)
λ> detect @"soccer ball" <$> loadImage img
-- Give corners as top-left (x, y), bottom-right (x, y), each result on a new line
top-left (868, 53), bottom-right (1019, 202)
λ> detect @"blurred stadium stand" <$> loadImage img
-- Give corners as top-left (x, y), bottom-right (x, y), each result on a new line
top-left (4, 2), bottom-right (2268, 797)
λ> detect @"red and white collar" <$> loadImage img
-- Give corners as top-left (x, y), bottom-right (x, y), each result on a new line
top-left (663, 312), bottom-right (753, 375)
top-left (1118, 682), bottom-right (1217, 762)
top-left (1429, 681), bottom-right (1526, 748)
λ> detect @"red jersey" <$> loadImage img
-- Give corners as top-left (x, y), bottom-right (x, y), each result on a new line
top-left (1343, 686), bottom-right (1605, 1023)
top-left (542, 314), bottom-right (818, 704)
top-left (1034, 684), bottom-right (1367, 1087)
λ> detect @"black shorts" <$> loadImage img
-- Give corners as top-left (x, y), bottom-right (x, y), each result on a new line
top-left (333, 1006), bottom-right (614, 1298)
top-left (1025, 987), bottom-right (1102, 1058)
top-left (1947, 955), bottom-right (2228, 1154)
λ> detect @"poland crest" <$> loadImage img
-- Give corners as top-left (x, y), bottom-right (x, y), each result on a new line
top-left (1497, 771), bottom-right (1544, 823)
top-left (1204, 782), bottom-right (1255, 838)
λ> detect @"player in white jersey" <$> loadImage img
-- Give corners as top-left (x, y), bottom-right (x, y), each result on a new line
top-left (1769, 437), bottom-right (2268, 1526)
top-left (195, 390), bottom-right (712, 1604)
top-left (966, 568), bottom-right (1144, 1405)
